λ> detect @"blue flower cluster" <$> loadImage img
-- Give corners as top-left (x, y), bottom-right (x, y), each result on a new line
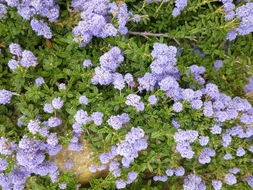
top-left (1, 0), bottom-right (59, 38)
top-left (107, 113), bottom-right (130, 130)
top-left (0, 135), bottom-right (60, 189)
top-left (226, 2), bottom-right (253, 40)
top-left (0, 3), bottom-right (6, 18)
top-left (0, 93), bottom-right (73, 188)
top-left (0, 89), bottom-right (13, 105)
top-left (172, 0), bottom-right (188, 17)
top-left (71, 105), bottom-right (105, 151)
top-left (221, 0), bottom-right (236, 21)
top-left (138, 43), bottom-right (179, 92)
top-left (183, 174), bottom-right (206, 190)
top-left (174, 130), bottom-right (198, 159)
top-left (35, 77), bottom-right (45, 87)
top-left (71, 0), bottom-right (139, 46)
top-left (245, 77), bottom-right (253, 93)
top-left (125, 94), bottom-right (145, 112)
top-left (213, 60), bottom-right (223, 71)
top-left (30, 18), bottom-right (52, 39)
top-left (8, 43), bottom-right (38, 70)
top-left (44, 97), bottom-right (64, 113)
top-left (90, 127), bottom-right (147, 189)
top-left (92, 47), bottom-right (127, 90)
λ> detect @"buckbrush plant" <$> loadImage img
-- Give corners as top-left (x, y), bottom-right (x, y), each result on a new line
top-left (0, 0), bottom-right (253, 189)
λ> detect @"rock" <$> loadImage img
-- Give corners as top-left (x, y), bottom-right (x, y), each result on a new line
top-left (51, 140), bottom-right (108, 184)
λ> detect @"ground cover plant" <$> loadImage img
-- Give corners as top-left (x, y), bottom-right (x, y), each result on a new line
top-left (0, 0), bottom-right (253, 189)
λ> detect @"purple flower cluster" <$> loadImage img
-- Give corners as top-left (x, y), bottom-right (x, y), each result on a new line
top-left (47, 117), bottom-right (62, 128)
top-left (225, 173), bottom-right (237, 185)
top-left (5, 0), bottom-right (59, 21)
top-left (172, 0), bottom-right (188, 17)
top-left (71, 0), bottom-right (137, 46)
top-left (125, 94), bottom-right (145, 111)
top-left (244, 77), bottom-right (253, 93)
top-left (138, 73), bottom-right (157, 91)
top-left (100, 47), bottom-right (124, 72)
top-left (109, 2), bottom-right (133, 35)
top-left (171, 119), bottom-right (181, 128)
top-left (198, 148), bottom-right (216, 164)
top-left (8, 43), bottom-right (38, 70)
top-left (198, 136), bottom-right (209, 146)
top-left (68, 136), bottom-right (83, 151)
top-left (148, 95), bottom-right (158, 105)
top-left (0, 89), bottom-right (13, 105)
top-left (183, 174), bottom-right (206, 190)
top-left (219, 122), bottom-right (253, 150)
top-left (72, 3), bottom-right (117, 46)
top-left (165, 166), bottom-right (185, 178)
top-left (116, 130), bottom-right (147, 168)
top-left (174, 130), bottom-right (198, 159)
top-left (201, 83), bottom-right (253, 123)
top-left (30, 18), bottom-right (52, 39)
top-left (114, 128), bottom-right (147, 188)
top-left (138, 43), bottom-right (179, 92)
top-left (224, 153), bottom-right (232, 160)
top-left (244, 176), bottom-right (253, 188)
top-left (79, 95), bottom-right (88, 105)
top-left (89, 163), bottom-right (107, 173)
top-left (91, 112), bottom-right (104, 126)
top-left (58, 83), bottom-right (66, 90)
top-left (229, 168), bottom-right (240, 174)
top-left (236, 146), bottom-right (246, 157)
top-left (9, 43), bottom-right (22, 56)
top-left (226, 2), bottom-right (253, 40)
top-left (213, 60), bottom-right (223, 71)
top-left (44, 97), bottom-right (64, 113)
top-left (0, 135), bottom-right (61, 189)
top-left (59, 183), bottom-right (67, 189)
top-left (221, 0), bottom-right (235, 21)
top-left (124, 73), bottom-right (135, 87)
top-left (83, 59), bottom-right (93, 68)
top-left (174, 130), bottom-right (199, 143)
top-left (212, 180), bottom-right (222, 190)
top-left (0, 158), bottom-right (8, 172)
top-left (0, 137), bottom-right (16, 155)
top-left (74, 110), bottom-right (90, 124)
top-left (0, 3), bottom-right (6, 18)
top-left (210, 124), bottom-right (222, 134)
top-left (92, 47), bottom-right (125, 89)
top-left (2, 0), bottom-right (59, 38)
top-left (188, 65), bottom-right (206, 84)
top-left (91, 127), bottom-right (147, 189)
top-left (107, 113), bottom-right (130, 130)
top-left (35, 77), bottom-right (45, 87)
top-left (172, 102), bottom-right (183, 112)
top-left (27, 119), bottom-right (41, 134)
top-left (71, 110), bottom-right (105, 150)
top-left (115, 171), bottom-right (138, 189)
top-left (52, 97), bottom-right (64, 109)
top-left (153, 175), bottom-right (168, 182)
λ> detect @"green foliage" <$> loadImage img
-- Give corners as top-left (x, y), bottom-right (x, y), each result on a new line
top-left (0, 0), bottom-right (252, 189)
